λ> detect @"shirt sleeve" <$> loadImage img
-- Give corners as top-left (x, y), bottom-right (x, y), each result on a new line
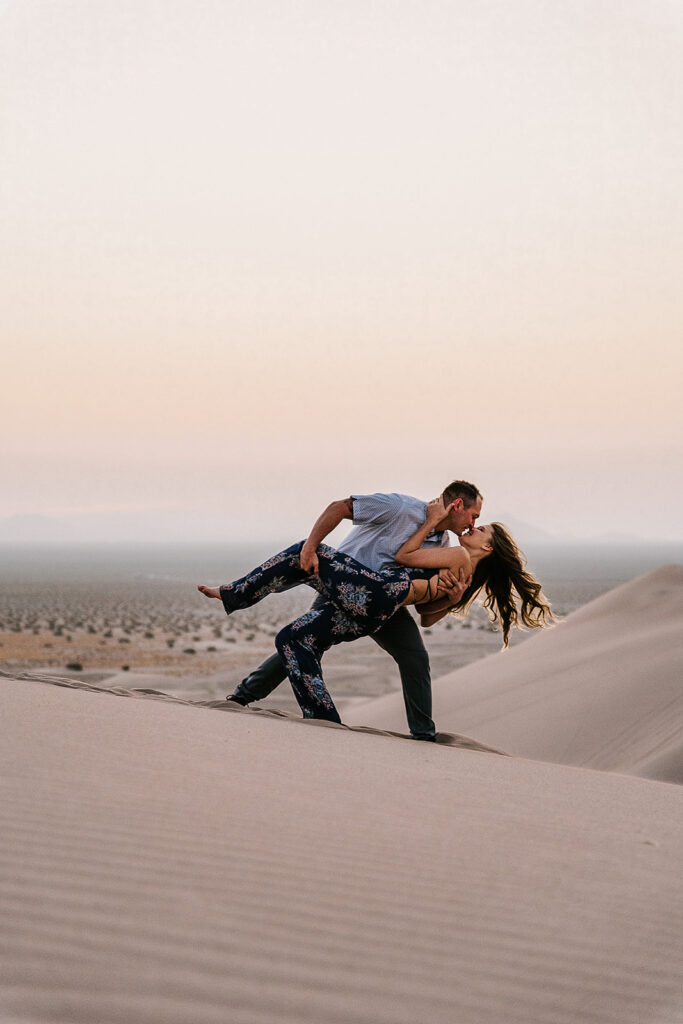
top-left (350, 493), bottom-right (403, 527)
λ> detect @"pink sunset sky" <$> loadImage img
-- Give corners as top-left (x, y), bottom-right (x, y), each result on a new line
top-left (2, 0), bottom-right (682, 542)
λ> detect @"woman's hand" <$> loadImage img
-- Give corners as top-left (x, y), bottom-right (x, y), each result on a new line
top-left (425, 497), bottom-right (450, 528)
top-left (395, 500), bottom-right (460, 566)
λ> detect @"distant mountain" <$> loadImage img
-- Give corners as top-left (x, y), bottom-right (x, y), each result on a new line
top-left (592, 530), bottom-right (641, 544)
top-left (0, 509), bottom-right (225, 544)
top-left (493, 513), bottom-right (561, 545)
top-left (0, 515), bottom-right (80, 542)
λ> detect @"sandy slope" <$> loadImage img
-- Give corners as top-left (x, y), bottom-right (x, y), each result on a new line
top-left (344, 566), bottom-right (683, 783)
top-left (2, 674), bottom-right (683, 1024)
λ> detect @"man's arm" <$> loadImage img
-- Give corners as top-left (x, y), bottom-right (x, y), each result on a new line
top-left (414, 563), bottom-right (471, 626)
top-left (300, 498), bottom-right (354, 574)
top-left (415, 593), bottom-right (463, 628)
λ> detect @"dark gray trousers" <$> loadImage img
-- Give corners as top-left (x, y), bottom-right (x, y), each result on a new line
top-left (231, 600), bottom-right (435, 740)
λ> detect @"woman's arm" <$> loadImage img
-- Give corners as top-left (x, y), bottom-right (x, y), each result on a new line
top-left (394, 499), bottom-right (449, 566)
top-left (394, 501), bottom-right (470, 572)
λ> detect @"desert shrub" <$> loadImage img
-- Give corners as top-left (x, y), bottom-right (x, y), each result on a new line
top-left (66, 662), bottom-right (83, 671)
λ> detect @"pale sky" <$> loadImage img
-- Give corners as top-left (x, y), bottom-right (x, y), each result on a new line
top-left (2, 0), bottom-right (682, 543)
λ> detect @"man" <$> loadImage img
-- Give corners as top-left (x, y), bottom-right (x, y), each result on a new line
top-left (227, 480), bottom-right (483, 741)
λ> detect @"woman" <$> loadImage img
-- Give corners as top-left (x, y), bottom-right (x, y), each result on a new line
top-left (198, 500), bottom-right (553, 725)
top-left (393, 501), bottom-right (554, 647)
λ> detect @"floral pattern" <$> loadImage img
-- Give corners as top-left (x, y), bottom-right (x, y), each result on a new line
top-left (336, 582), bottom-right (372, 617)
top-left (259, 550), bottom-right (293, 571)
top-left (331, 608), bottom-right (362, 637)
top-left (380, 578), bottom-right (412, 600)
top-left (217, 539), bottom-right (414, 722)
top-left (278, 635), bottom-right (338, 716)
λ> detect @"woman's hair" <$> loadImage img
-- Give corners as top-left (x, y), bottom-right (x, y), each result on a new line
top-left (451, 522), bottom-right (554, 647)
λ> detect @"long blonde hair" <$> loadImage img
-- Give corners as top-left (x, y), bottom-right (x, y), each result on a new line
top-left (451, 523), bottom-right (554, 647)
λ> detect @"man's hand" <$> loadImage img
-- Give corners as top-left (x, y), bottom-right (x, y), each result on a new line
top-left (299, 499), bottom-right (353, 575)
top-left (436, 566), bottom-right (472, 603)
top-left (300, 541), bottom-right (319, 575)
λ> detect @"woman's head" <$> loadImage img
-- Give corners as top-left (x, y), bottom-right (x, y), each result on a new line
top-left (452, 522), bottom-right (554, 646)
top-left (458, 524), bottom-right (494, 558)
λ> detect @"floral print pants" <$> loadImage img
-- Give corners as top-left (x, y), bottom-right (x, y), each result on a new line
top-left (219, 541), bottom-right (412, 723)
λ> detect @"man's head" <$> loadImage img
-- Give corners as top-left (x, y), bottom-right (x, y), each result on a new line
top-left (441, 479), bottom-right (483, 536)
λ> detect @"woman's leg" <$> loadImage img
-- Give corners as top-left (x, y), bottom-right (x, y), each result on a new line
top-left (199, 541), bottom-right (408, 630)
top-left (313, 545), bottom-right (410, 628)
top-left (200, 541), bottom-right (310, 616)
top-left (275, 602), bottom-right (360, 723)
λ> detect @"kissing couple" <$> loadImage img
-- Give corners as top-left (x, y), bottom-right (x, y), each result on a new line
top-left (199, 480), bottom-right (552, 740)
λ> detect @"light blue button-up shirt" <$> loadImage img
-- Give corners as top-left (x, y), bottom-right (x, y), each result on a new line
top-left (337, 492), bottom-right (450, 571)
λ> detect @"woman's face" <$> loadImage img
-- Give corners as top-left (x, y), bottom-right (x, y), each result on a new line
top-left (459, 524), bottom-right (494, 554)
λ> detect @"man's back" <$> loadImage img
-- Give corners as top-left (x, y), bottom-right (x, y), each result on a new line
top-left (338, 492), bottom-right (449, 571)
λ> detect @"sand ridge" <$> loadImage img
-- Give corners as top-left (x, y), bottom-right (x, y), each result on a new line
top-left (345, 566), bottom-right (683, 783)
top-left (0, 669), bottom-right (508, 756)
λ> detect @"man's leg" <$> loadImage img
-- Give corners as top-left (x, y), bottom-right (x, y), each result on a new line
top-left (371, 607), bottom-right (436, 741)
top-left (229, 651), bottom-right (288, 704)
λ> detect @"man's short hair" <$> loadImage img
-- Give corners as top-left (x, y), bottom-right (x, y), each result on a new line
top-left (443, 480), bottom-right (482, 508)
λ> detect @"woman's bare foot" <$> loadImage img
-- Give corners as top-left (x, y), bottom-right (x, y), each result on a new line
top-left (197, 584), bottom-right (221, 600)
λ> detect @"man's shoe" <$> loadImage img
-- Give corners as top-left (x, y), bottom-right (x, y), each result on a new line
top-left (226, 694), bottom-right (249, 706)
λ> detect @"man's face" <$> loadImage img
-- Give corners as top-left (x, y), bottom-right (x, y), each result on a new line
top-left (448, 496), bottom-right (482, 536)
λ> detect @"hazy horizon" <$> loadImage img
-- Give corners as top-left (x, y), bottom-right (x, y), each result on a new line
top-left (2, 511), bottom-right (683, 554)
top-left (3, 0), bottom-right (682, 542)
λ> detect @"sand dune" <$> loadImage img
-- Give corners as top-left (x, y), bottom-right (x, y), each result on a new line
top-left (2, 673), bottom-right (682, 1024)
top-left (344, 566), bottom-right (683, 784)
